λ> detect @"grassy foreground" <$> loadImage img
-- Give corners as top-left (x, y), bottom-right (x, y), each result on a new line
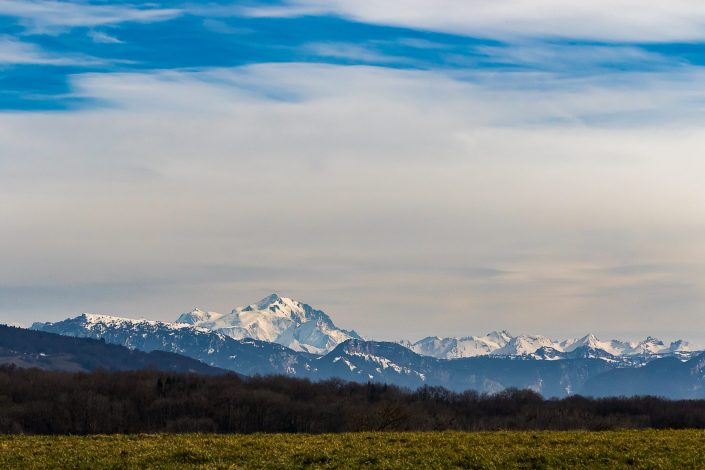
top-left (1, 430), bottom-right (705, 469)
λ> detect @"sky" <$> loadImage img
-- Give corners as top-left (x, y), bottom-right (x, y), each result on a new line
top-left (2, 1), bottom-right (705, 342)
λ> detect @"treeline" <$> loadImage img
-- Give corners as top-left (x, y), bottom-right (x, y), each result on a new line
top-left (2, 365), bottom-right (705, 434)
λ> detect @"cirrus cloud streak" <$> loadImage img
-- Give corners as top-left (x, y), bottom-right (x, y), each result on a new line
top-left (244, 0), bottom-right (705, 43)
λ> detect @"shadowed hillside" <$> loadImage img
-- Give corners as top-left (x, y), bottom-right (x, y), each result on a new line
top-left (0, 325), bottom-right (225, 375)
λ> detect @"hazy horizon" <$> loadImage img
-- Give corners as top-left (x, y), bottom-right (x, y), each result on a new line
top-left (11, 291), bottom-right (703, 346)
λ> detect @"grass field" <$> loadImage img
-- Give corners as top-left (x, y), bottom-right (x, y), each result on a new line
top-left (1, 430), bottom-right (705, 469)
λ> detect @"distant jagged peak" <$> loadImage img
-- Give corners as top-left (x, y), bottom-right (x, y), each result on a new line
top-left (415, 335), bottom-right (443, 342)
top-left (496, 334), bottom-right (555, 356)
top-left (254, 292), bottom-right (288, 310)
top-left (405, 330), bottom-right (701, 360)
top-left (251, 293), bottom-right (295, 308)
top-left (177, 293), bottom-right (330, 326)
top-left (568, 333), bottom-right (604, 349)
top-left (176, 308), bottom-right (223, 325)
top-left (486, 330), bottom-right (513, 342)
top-left (643, 336), bottom-right (664, 345)
top-left (78, 312), bottom-right (157, 326)
top-left (34, 312), bottom-right (215, 334)
top-left (233, 293), bottom-right (336, 326)
top-left (175, 293), bottom-right (360, 354)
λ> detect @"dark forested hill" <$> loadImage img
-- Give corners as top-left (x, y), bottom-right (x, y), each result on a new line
top-left (0, 325), bottom-right (225, 374)
top-left (2, 368), bottom-right (705, 434)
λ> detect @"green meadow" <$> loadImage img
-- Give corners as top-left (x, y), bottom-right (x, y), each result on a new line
top-left (1, 430), bottom-right (705, 469)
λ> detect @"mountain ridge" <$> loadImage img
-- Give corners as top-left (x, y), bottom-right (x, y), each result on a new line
top-left (32, 313), bottom-right (316, 376)
top-left (0, 324), bottom-right (226, 374)
top-left (31, 293), bottom-right (703, 362)
top-left (403, 330), bottom-right (700, 360)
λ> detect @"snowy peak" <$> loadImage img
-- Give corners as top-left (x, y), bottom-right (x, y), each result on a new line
top-left (254, 293), bottom-right (292, 311)
top-left (639, 336), bottom-right (665, 354)
top-left (176, 294), bottom-right (361, 355)
top-left (406, 330), bottom-right (514, 359)
top-left (31, 312), bottom-right (314, 377)
top-left (404, 331), bottom-right (702, 360)
top-left (563, 334), bottom-right (622, 355)
top-left (176, 308), bottom-right (222, 325)
top-left (486, 330), bottom-right (513, 344)
top-left (495, 334), bottom-right (555, 356)
top-left (36, 312), bottom-right (215, 335)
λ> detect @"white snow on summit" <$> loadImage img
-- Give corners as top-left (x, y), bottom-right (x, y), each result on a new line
top-left (31, 298), bottom-right (702, 362)
top-left (404, 331), bottom-right (700, 359)
top-left (69, 313), bottom-right (214, 334)
top-left (405, 331), bottom-right (513, 359)
top-left (176, 294), bottom-right (361, 354)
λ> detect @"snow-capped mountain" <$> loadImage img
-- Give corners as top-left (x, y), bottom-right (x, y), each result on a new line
top-left (495, 334), bottom-right (558, 356)
top-left (20, 315), bottom-right (623, 396)
top-left (402, 331), bottom-right (513, 359)
top-left (176, 294), bottom-right (361, 354)
top-left (31, 313), bottom-right (315, 376)
top-left (404, 332), bottom-right (700, 360)
top-left (559, 334), bottom-right (699, 358)
top-left (315, 339), bottom-right (618, 396)
top-left (26, 310), bottom-right (705, 398)
top-left (24, 292), bottom-right (705, 398)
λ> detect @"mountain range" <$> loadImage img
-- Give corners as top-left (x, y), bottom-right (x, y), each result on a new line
top-left (24, 293), bottom-right (705, 398)
top-left (37, 293), bottom-right (699, 361)
top-left (31, 312), bottom-right (314, 377)
top-left (30, 313), bottom-right (615, 396)
top-left (403, 332), bottom-right (698, 360)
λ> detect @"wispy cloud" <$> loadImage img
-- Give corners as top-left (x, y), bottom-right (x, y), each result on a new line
top-left (243, 0), bottom-right (705, 42)
top-left (476, 43), bottom-right (671, 72)
top-left (303, 42), bottom-right (411, 65)
top-left (0, 0), bottom-right (181, 34)
top-left (201, 18), bottom-right (253, 35)
top-left (63, 63), bottom-right (705, 126)
top-left (87, 30), bottom-right (123, 44)
top-left (0, 2), bottom-right (699, 110)
top-left (0, 36), bottom-right (102, 65)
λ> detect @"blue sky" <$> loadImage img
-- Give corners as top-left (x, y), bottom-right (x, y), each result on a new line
top-left (2, 1), bottom-right (705, 342)
top-left (3, 0), bottom-right (705, 110)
